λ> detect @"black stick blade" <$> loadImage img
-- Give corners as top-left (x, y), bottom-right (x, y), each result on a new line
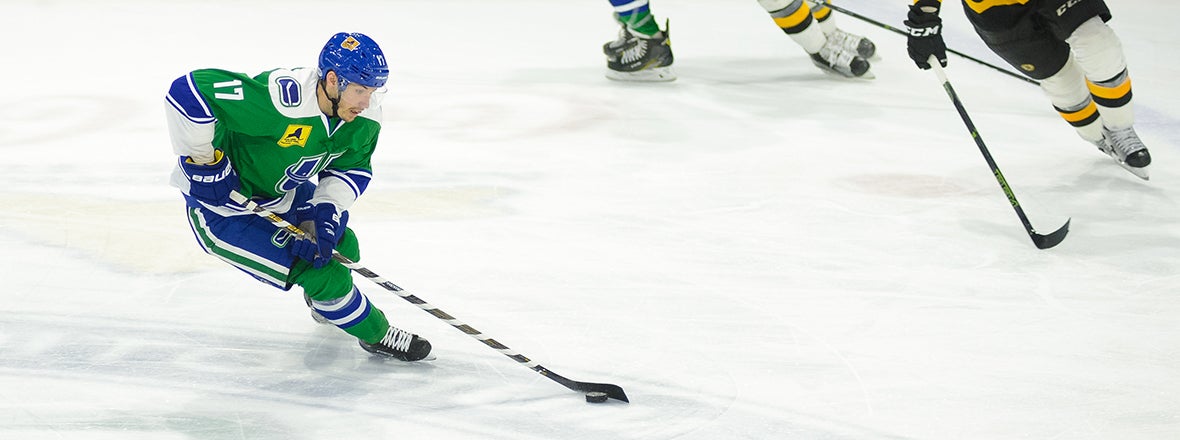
top-left (1032, 218), bottom-right (1070, 249)
top-left (573, 382), bottom-right (629, 403)
top-left (538, 367), bottom-right (630, 403)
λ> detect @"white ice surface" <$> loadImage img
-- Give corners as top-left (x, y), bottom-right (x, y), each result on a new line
top-left (1, 1), bottom-right (1178, 439)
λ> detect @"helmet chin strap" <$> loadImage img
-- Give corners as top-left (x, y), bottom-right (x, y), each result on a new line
top-left (318, 78), bottom-right (341, 119)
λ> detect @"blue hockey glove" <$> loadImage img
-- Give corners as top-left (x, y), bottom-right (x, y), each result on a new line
top-left (180, 150), bottom-right (240, 207)
top-left (905, 0), bottom-right (947, 70)
top-left (290, 202), bottom-right (349, 268)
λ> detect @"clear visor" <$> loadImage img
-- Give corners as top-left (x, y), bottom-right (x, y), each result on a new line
top-left (338, 79), bottom-right (388, 111)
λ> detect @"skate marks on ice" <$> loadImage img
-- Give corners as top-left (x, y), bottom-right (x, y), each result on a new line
top-left (1, 309), bottom-right (904, 440)
top-left (0, 314), bottom-right (612, 439)
top-left (0, 313), bottom-right (569, 440)
top-left (1, 315), bottom-right (342, 440)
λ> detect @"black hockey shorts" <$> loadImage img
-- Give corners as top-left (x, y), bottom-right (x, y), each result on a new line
top-left (962, 0), bottom-right (1113, 80)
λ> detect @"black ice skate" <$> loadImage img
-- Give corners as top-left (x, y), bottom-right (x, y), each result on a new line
top-left (603, 21), bottom-right (675, 82)
top-left (810, 36), bottom-right (870, 78)
top-left (1094, 126), bottom-right (1151, 180)
top-left (359, 325), bottom-right (433, 361)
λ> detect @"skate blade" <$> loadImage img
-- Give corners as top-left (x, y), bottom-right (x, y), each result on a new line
top-left (1102, 150), bottom-right (1150, 180)
top-left (811, 63), bottom-right (875, 80)
top-left (823, 69), bottom-right (876, 80)
top-left (367, 352), bottom-right (437, 362)
top-left (605, 66), bottom-right (676, 82)
top-left (1119, 162), bottom-right (1150, 180)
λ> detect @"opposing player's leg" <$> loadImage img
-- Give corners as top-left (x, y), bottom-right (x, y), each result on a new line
top-left (758, 0), bottom-right (870, 77)
top-left (806, 0), bottom-right (875, 58)
top-left (1062, 18), bottom-right (1149, 175)
top-left (1038, 0), bottom-right (1149, 175)
top-left (603, 0), bottom-right (675, 82)
top-left (963, 3), bottom-right (1146, 178)
top-left (1040, 54), bottom-right (1105, 149)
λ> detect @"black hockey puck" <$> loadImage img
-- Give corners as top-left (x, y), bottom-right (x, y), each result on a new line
top-left (585, 391), bottom-right (609, 403)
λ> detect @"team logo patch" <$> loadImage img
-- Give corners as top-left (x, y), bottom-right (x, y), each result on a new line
top-left (278, 124), bottom-right (312, 148)
top-left (341, 36), bottom-right (360, 51)
top-left (276, 76), bottom-right (301, 107)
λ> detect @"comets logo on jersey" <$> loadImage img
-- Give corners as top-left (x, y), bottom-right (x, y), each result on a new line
top-left (278, 124), bottom-right (312, 147)
top-left (276, 76), bottom-right (301, 107)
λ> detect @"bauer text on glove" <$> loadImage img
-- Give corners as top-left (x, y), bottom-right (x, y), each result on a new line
top-left (180, 149), bottom-right (240, 207)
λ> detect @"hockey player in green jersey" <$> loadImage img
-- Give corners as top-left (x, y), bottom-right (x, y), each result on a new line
top-left (165, 32), bottom-right (432, 361)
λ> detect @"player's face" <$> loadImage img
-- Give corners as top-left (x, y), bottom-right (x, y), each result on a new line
top-left (336, 83), bottom-right (382, 122)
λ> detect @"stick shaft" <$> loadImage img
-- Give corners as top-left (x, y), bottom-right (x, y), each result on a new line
top-left (927, 61), bottom-right (1069, 249)
top-left (225, 192), bottom-right (630, 401)
top-left (934, 65), bottom-right (1035, 230)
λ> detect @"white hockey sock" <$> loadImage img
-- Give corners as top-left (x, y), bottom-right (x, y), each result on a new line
top-left (759, 0), bottom-right (826, 53)
top-left (1066, 17), bottom-right (1127, 82)
top-left (806, 0), bottom-right (838, 35)
top-left (1067, 16), bottom-right (1134, 129)
top-left (1040, 54), bottom-right (1103, 142)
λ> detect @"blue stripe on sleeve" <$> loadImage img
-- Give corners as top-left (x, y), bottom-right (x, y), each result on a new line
top-left (321, 169), bottom-right (372, 199)
top-left (166, 73), bottom-right (216, 124)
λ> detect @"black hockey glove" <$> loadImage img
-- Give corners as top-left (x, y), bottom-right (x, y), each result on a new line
top-left (180, 149), bottom-right (240, 207)
top-left (905, 0), bottom-right (947, 70)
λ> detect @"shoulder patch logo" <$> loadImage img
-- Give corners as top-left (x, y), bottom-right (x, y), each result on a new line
top-left (276, 76), bottom-right (301, 107)
top-left (278, 124), bottom-right (313, 148)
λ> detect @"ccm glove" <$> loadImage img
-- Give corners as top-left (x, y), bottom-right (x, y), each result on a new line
top-left (905, 0), bottom-right (947, 70)
top-left (180, 149), bottom-right (240, 206)
top-left (290, 202), bottom-right (349, 268)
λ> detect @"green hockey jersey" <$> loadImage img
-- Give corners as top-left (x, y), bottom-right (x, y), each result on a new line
top-left (166, 66), bottom-right (380, 216)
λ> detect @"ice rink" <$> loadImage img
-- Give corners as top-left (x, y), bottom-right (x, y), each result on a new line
top-left (2, 1), bottom-right (1178, 439)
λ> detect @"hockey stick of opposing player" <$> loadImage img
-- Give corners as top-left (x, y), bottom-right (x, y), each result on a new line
top-left (227, 192), bottom-right (630, 403)
top-left (928, 57), bottom-right (1070, 249)
top-left (820, 1), bottom-right (1040, 86)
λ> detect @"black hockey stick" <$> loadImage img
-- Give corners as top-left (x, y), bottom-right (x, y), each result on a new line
top-left (228, 192), bottom-right (629, 402)
top-left (819, 1), bottom-right (1040, 86)
top-left (929, 59), bottom-right (1069, 249)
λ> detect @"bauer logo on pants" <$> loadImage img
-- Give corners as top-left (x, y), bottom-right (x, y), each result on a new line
top-left (278, 125), bottom-right (312, 147)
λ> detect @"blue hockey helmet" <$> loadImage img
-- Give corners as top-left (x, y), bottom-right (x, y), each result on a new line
top-left (318, 32), bottom-right (389, 90)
